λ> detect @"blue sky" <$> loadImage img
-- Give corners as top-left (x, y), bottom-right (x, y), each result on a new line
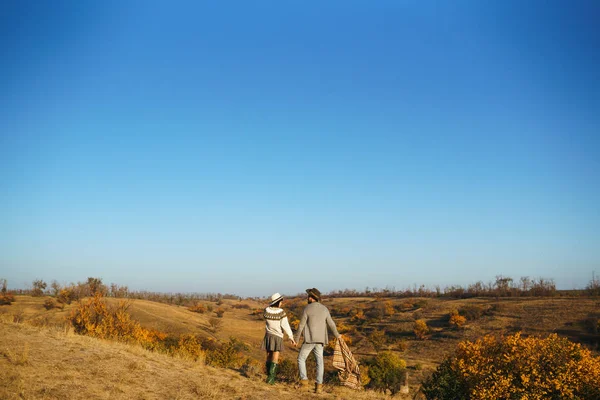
top-left (1, 1), bottom-right (598, 297)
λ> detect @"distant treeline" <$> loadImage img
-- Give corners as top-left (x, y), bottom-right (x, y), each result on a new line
top-left (2, 274), bottom-right (600, 307)
top-left (325, 275), bottom-right (600, 299)
top-left (3, 277), bottom-right (242, 307)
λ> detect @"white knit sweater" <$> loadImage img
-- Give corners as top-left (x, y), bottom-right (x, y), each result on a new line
top-left (263, 307), bottom-right (294, 339)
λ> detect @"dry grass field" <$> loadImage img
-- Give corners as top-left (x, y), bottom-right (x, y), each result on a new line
top-left (1, 294), bottom-right (599, 399)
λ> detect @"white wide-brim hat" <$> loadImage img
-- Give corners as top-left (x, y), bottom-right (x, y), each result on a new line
top-left (269, 292), bottom-right (283, 306)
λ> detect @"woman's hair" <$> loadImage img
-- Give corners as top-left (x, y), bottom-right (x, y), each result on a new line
top-left (272, 300), bottom-right (282, 308)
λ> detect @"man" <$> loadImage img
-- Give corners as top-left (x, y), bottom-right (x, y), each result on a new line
top-left (294, 287), bottom-right (340, 394)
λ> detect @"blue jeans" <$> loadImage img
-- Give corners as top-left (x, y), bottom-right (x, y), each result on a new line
top-left (297, 343), bottom-right (324, 384)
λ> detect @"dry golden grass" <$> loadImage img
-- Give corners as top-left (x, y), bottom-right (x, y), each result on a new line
top-left (0, 319), bottom-right (392, 400)
top-left (1, 294), bottom-right (598, 399)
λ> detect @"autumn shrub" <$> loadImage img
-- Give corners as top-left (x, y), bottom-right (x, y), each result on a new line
top-left (350, 309), bottom-right (367, 324)
top-left (188, 303), bottom-right (207, 314)
top-left (365, 304), bottom-right (386, 320)
top-left (421, 332), bottom-right (600, 400)
top-left (414, 299), bottom-right (429, 310)
top-left (337, 322), bottom-right (354, 334)
top-left (459, 304), bottom-right (485, 321)
top-left (172, 334), bottom-right (205, 362)
top-left (369, 329), bottom-right (387, 351)
top-left (32, 279), bottom-right (47, 297)
top-left (394, 339), bottom-right (408, 352)
top-left (384, 301), bottom-right (395, 316)
top-left (43, 298), bottom-right (56, 310)
top-left (215, 308), bottom-right (225, 318)
top-left (339, 306), bottom-right (353, 316)
top-left (289, 317), bottom-right (300, 330)
top-left (208, 317), bottom-right (223, 332)
top-left (277, 358), bottom-right (298, 382)
top-left (68, 293), bottom-right (166, 350)
top-left (414, 319), bottom-right (429, 340)
top-left (448, 309), bottom-right (467, 329)
top-left (365, 351), bottom-right (407, 395)
top-left (57, 288), bottom-right (76, 305)
top-left (231, 303), bottom-right (251, 310)
top-left (205, 337), bottom-right (248, 369)
top-left (360, 365), bottom-right (371, 387)
top-left (398, 301), bottom-right (414, 311)
top-left (0, 292), bottom-right (15, 305)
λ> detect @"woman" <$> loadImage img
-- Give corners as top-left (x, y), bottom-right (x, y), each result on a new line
top-left (262, 292), bottom-right (296, 384)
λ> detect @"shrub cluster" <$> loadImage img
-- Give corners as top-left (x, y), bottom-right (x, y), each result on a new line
top-left (448, 309), bottom-right (467, 329)
top-left (365, 351), bottom-right (407, 395)
top-left (0, 292), bottom-right (15, 305)
top-left (414, 319), bottom-right (429, 340)
top-left (188, 303), bottom-right (207, 313)
top-left (67, 293), bottom-right (250, 370)
top-left (68, 293), bottom-right (166, 350)
top-left (43, 298), bottom-right (56, 310)
top-left (57, 288), bottom-right (76, 305)
top-left (0, 279), bottom-right (15, 305)
top-left (205, 337), bottom-right (248, 368)
top-left (458, 304), bottom-right (486, 321)
top-left (422, 332), bottom-right (600, 399)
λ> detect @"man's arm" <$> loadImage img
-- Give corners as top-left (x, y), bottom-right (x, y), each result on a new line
top-left (326, 310), bottom-right (340, 338)
top-left (294, 310), bottom-right (308, 344)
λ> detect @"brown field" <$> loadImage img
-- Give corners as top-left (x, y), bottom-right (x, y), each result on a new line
top-left (1, 294), bottom-right (599, 399)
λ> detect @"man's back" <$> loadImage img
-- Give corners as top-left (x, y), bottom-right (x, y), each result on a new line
top-left (295, 302), bottom-right (340, 344)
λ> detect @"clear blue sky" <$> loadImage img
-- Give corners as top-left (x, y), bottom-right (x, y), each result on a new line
top-left (1, 1), bottom-right (598, 297)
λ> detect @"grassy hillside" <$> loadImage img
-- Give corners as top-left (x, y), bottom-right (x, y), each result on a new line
top-left (1, 294), bottom-right (598, 399)
top-left (1, 320), bottom-right (395, 400)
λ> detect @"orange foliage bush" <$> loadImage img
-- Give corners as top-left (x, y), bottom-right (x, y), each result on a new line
top-left (67, 294), bottom-right (254, 372)
top-left (414, 319), bottom-right (429, 340)
top-left (172, 334), bottom-right (205, 362)
top-left (337, 322), bottom-right (354, 334)
top-left (449, 309), bottom-right (467, 329)
top-left (350, 309), bottom-right (366, 323)
top-left (57, 288), bottom-right (76, 305)
top-left (188, 303), bottom-right (207, 313)
top-left (290, 318), bottom-right (300, 330)
top-left (0, 292), bottom-right (16, 305)
top-left (205, 337), bottom-right (248, 368)
top-left (422, 332), bottom-right (600, 400)
top-left (43, 298), bottom-right (55, 310)
top-left (383, 301), bottom-right (395, 316)
top-left (68, 293), bottom-right (166, 350)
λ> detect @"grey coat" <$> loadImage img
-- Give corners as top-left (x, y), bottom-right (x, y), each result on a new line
top-left (294, 302), bottom-right (340, 344)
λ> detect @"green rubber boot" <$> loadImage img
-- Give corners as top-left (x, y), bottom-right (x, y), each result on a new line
top-left (266, 362), bottom-right (278, 384)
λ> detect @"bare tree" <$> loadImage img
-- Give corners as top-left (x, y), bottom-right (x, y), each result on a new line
top-left (32, 279), bottom-right (47, 297)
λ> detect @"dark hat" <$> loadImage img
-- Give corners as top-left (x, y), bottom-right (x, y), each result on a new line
top-left (306, 288), bottom-right (321, 302)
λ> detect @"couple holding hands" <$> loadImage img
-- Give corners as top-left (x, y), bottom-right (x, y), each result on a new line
top-left (262, 287), bottom-right (341, 394)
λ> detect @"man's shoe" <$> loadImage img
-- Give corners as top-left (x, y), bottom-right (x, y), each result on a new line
top-left (295, 379), bottom-right (309, 390)
top-left (315, 383), bottom-right (323, 394)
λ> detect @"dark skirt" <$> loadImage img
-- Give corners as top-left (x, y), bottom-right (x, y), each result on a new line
top-left (261, 333), bottom-right (284, 352)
